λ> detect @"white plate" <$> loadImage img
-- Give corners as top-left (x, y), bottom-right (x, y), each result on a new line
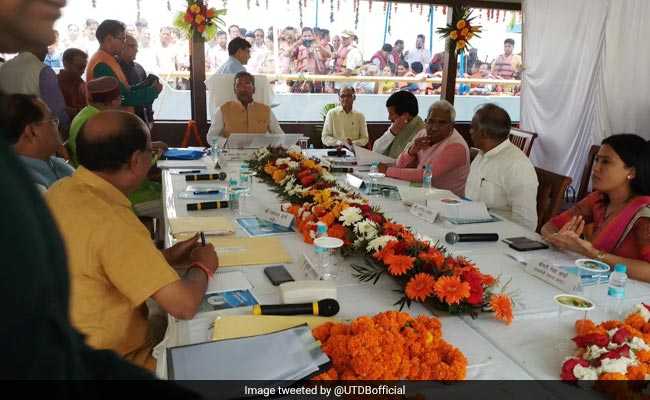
top-left (575, 258), bottom-right (610, 273)
top-left (553, 294), bottom-right (595, 311)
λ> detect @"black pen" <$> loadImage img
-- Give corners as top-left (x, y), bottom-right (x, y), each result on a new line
top-left (200, 231), bottom-right (206, 246)
top-left (179, 170), bottom-right (202, 174)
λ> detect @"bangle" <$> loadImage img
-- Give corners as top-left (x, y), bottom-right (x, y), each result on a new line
top-left (189, 262), bottom-right (213, 279)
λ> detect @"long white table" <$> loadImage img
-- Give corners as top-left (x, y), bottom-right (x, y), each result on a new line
top-left (154, 154), bottom-right (650, 383)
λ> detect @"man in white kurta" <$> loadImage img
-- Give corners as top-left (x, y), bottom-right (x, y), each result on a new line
top-left (321, 86), bottom-right (368, 147)
top-left (465, 104), bottom-right (539, 231)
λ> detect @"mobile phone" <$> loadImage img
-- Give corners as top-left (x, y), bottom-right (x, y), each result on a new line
top-left (264, 265), bottom-right (294, 286)
top-left (503, 237), bottom-right (549, 252)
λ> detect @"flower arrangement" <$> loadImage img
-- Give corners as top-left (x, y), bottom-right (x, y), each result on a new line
top-left (248, 146), bottom-right (513, 324)
top-left (174, 0), bottom-right (226, 41)
top-left (436, 6), bottom-right (482, 54)
top-left (560, 304), bottom-right (650, 385)
top-left (312, 311), bottom-right (467, 380)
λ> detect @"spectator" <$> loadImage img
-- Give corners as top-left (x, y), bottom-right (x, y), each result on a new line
top-left (229, 24), bottom-right (241, 41)
top-left (248, 28), bottom-right (268, 73)
top-left (404, 34), bottom-right (431, 67)
top-left (156, 26), bottom-right (178, 85)
top-left (216, 37), bottom-right (251, 74)
top-left (207, 30), bottom-right (229, 72)
top-left (429, 51), bottom-right (445, 74)
top-left (336, 30), bottom-right (363, 75)
top-left (354, 63), bottom-right (379, 94)
top-left (244, 31), bottom-right (255, 46)
top-left (44, 30), bottom-right (62, 70)
top-left (392, 39), bottom-right (405, 65)
top-left (492, 38), bottom-right (522, 79)
top-left (58, 48), bottom-right (88, 119)
top-left (289, 27), bottom-right (330, 75)
top-left (118, 34), bottom-right (155, 128)
top-left (378, 65), bottom-right (397, 94)
top-left (370, 43), bottom-right (393, 71)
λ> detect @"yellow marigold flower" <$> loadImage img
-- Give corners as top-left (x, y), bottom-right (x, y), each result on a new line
top-left (195, 14), bottom-right (205, 24)
top-left (461, 28), bottom-right (469, 37)
top-left (190, 4), bottom-right (201, 14)
top-left (456, 19), bottom-right (466, 30)
top-left (450, 31), bottom-right (458, 40)
top-left (457, 40), bottom-right (467, 49)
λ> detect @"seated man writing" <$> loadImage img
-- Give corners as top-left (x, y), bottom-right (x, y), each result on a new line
top-left (2, 94), bottom-right (74, 192)
top-left (207, 71), bottom-right (284, 146)
top-left (465, 103), bottom-right (538, 230)
top-left (542, 134), bottom-right (650, 282)
top-left (321, 86), bottom-right (368, 147)
top-left (372, 90), bottom-right (425, 159)
top-left (46, 111), bottom-right (219, 370)
top-left (379, 100), bottom-right (469, 197)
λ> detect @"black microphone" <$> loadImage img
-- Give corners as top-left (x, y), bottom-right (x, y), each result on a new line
top-left (185, 172), bottom-right (227, 182)
top-left (186, 201), bottom-right (229, 211)
top-left (445, 232), bottom-right (499, 244)
top-left (252, 298), bottom-right (340, 317)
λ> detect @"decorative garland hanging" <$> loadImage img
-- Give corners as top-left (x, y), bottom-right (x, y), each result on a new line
top-left (393, 2), bottom-right (397, 15)
top-left (266, 0), bottom-right (269, 10)
top-left (383, 1), bottom-right (387, 12)
top-left (174, 0), bottom-right (226, 41)
top-left (420, 4), bottom-right (423, 16)
top-left (368, 0), bottom-right (372, 13)
top-left (410, 3), bottom-right (413, 13)
top-left (167, 1), bottom-right (171, 12)
top-left (256, 0), bottom-right (260, 7)
top-left (223, 0), bottom-right (227, 8)
top-left (443, 6), bottom-right (447, 15)
top-left (91, 0), bottom-right (96, 7)
top-left (337, 0), bottom-right (340, 12)
top-left (136, 0), bottom-right (141, 22)
top-left (354, 0), bottom-right (360, 30)
top-left (247, 0), bottom-right (251, 10)
top-left (299, 0), bottom-right (304, 29)
top-left (436, 6), bottom-right (482, 54)
top-left (330, 0), bottom-right (335, 23)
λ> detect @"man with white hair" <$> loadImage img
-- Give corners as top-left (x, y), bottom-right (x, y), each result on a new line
top-left (379, 100), bottom-right (470, 197)
top-left (321, 86), bottom-right (368, 147)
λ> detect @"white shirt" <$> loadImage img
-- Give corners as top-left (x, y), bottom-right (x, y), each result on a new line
top-left (345, 46), bottom-right (364, 71)
top-left (207, 45), bottom-right (229, 72)
top-left (321, 106), bottom-right (369, 147)
top-left (404, 47), bottom-right (431, 67)
top-left (372, 128), bottom-right (396, 155)
top-left (207, 100), bottom-right (284, 146)
top-left (465, 140), bottom-right (539, 231)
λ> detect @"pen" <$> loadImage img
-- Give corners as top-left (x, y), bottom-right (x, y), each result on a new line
top-left (193, 190), bottom-right (221, 195)
top-left (200, 231), bottom-right (206, 246)
top-left (180, 170), bottom-right (202, 174)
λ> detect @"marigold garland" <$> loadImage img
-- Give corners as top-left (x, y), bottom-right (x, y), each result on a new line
top-left (248, 146), bottom-right (514, 323)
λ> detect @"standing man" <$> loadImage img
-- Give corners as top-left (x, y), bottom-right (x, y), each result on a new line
top-left (87, 20), bottom-right (162, 113)
top-left (207, 30), bottom-right (229, 72)
top-left (57, 48), bottom-right (88, 120)
top-left (404, 34), bottom-right (431, 67)
top-left (492, 38), bottom-right (522, 79)
top-left (321, 86), bottom-right (368, 148)
top-left (289, 27), bottom-right (330, 76)
top-left (248, 28), bottom-right (268, 73)
top-left (228, 24), bottom-right (242, 42)
top-left (336, 30), bottom-right (363, 75)
top-left (391, 39), bottom-right (405, 65)
top-left (44, 29), bottom-right (62, 70)
top-left (372, 90), bottom-right (425, 159)
top-left (119, 34), bottom-right (155, 128)
top-left (216, 37), bottom-right (251, 74)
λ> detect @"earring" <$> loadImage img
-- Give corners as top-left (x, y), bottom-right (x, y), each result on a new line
top-left (628, 175), bottom-right (633, 180)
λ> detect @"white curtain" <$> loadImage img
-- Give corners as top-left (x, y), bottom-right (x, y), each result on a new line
top-left (521, 0), bottom-right (650, 184)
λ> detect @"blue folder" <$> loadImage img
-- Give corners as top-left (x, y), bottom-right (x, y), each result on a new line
top-left (163, 148), bottom-right (205, 160)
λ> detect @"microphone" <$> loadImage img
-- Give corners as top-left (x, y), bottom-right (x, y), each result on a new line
top-left (252, 298), bottom-right (340, 317)
top-left (445, 232), bottom-right (499, 244)
top-left (186, 201), bottom-right (229, 211)
top-left (185, 172), bottom-right (227, 182)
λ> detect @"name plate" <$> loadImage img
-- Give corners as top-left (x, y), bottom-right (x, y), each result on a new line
top-left (262, 207), bottom-right (294, 228)
top-left (526, 260), bottom-right (581, 292)
top-left (409, 203), bottom-right (438, 224)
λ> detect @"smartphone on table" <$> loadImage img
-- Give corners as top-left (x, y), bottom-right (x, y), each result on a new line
top-left (503, 237), bottom-right (549, 252)
top-left (264, 265), bottom-right (294, 286)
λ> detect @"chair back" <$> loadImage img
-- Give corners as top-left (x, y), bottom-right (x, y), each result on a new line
top-left (508, 128), bottom-right (538, 157)
top-left (535, 167), bottom-right (572, 232)
top-left (577, 145), bottom-right (601, 201)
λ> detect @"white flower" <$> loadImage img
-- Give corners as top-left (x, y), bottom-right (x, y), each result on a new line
top-left (573, 364), bottom-right (598, 380)
top-left (353, 238), bottom-right (364, 249)
top-left (319, 159), bottom-right (331, 169)
top-left (355, 219), bottom-right (378, 240)
top-left (340, 207), bottom-right (363, 226)
top-left (583, 345), bottom-right (609, 361)
top-left (287, 145), bottom-right (301, 154)
top-left (634, 304), bottom-right (650, 322)
top-left (275, 157), bottom-right (291, 166)
top-left (287, 161), bottom-right (300, 170)
top-left (367, 235), bottom-right (397, 252)
top-left (321, 172), bottom-right (337, 183)
top-left (254, 147), bottom-right (270, 160)
top-left (599, 356), bottom-right (635, 374)
top-left (630, 336), bottom-right (650, 351)
top-left (346, 197), bottom-right (367, 206)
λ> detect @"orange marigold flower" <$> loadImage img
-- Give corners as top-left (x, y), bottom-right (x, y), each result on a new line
top-left (206, 8), bottom-right (216, 18)
top-left (627, 364), bottom-right (647, 380)
top-left (385, 254), bottom-right (415, 276)
top-left (490, 294), bottom-right (513, 325)
top-left (599, 372), bottom-right (627, 380)
top-left (302, 159), bottom-right (317, 169)
top-left (418, 249), bottom-right (445, 268)
top-left (575, 319), bottom-right (598, 336)
top-left (637, 350), bottom-right (650, 363)
top-left (194, 14), bottom-right (205, 24)
top-left (601, 320), bottom-right (624, 330)
top-left (405, 273), bottom-right (436, 302)
top-left (625, 313), bottom-right (646, 331)
top-left (434, 276), bottom-right (470, 305)
top-left (272, 169), bottom-right (286, 183)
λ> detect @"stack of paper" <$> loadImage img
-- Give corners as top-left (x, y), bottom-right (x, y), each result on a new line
top-left (399, 187), bottom-right (457, 205)
top-left (167, 324), bottom-right (330, 380)
top-left (426, 199), bottom-right (498, 224)
top-left (212, 315), bottom-right (336, 341)
top-left (199, 271), bottom-right (258, 313)
top-left (168, 216), bottom-right (235, 239)
top-left (353, 144), bottom-right (396, 166)
top-left (206, 236), bottom-right (292, 267)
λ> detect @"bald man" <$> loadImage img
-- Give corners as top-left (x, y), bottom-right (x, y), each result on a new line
top-left (46, 111), bottom-right (219, 370)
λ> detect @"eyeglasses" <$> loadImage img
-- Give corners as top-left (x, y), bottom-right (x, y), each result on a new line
top-left (425, 119), bottom-right (452, 126)
top-left (36, 117), bottom-right (59, 128)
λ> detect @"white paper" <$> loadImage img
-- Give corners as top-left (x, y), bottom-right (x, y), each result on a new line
top-left (409, 203), bottom-right (439, 223)
top-left (225, 133), bottom-right (303, 149)
top-left (206, 270), bottom-right (252, 294)
top-left (353, 144), bottom-right (396, 166)
top-left (399, 187), bottom-right (457, 205)
top-left (427, 199), bottom-right (492, 221)
top-left (157, 159), bottom-right (210, 169)
top-left (261, 207), bottom-right (294, 228)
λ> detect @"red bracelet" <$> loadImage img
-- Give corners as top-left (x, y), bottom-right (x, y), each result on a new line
top-left (189, 262), bottom-right (214, 279)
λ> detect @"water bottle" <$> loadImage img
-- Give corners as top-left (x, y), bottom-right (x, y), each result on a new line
top-left (228, 178), bottom-right (240, 215)
top-left (210, 137), bottom-right (219, 164)
top-left (314, 222), bottom-right (333, 279)
top-left (423, 164), bottom-right (433, 190)
top-left (239, 163), bottom-right (251, 196)
top-left (607, 264), bottom-right (628, 317)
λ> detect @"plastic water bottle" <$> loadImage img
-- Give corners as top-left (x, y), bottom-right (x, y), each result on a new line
top-left (228, 178), bottom-right (240, 215)
top-left (239, 163), bottom-right (251, 196)
top-left (607, 264), bottom-right (628, 317)
top-left (423, 164), bottom-right (433, 190)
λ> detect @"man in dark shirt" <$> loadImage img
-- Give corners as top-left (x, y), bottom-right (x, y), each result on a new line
top-left (119, 34), bottom-right (155, 127)
top-left (57, 48), bottom-right (88, 119)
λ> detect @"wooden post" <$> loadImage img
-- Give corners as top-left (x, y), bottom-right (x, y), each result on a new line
top-left (189, 0), bottom-right (207, 146)
top-left (440, 4), bottom-right (460, 105)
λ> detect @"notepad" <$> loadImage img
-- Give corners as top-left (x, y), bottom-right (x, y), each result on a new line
top-left (426, 199), bottom-right (496, 224)
top-left (207, 236), bottom-right (292, 267)
top-left (168, 216), bottom-right (235, 239)
top-left (212, 315), bottom-right (336, 341)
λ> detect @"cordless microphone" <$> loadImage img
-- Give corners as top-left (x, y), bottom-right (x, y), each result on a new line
top-left (445, 232), bottom-right (499, 244)
top-left (186, 201), bottom-right (229, 211)
top-left (252, 298), bottom-right (340, 317)
top-left (185, 172), bottom-right (227, 182)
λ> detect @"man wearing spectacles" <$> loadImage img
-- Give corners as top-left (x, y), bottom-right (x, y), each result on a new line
top-left (1, 94), bottom-right (73, 192)
top-left (321, 86), bottom-right (369, 147)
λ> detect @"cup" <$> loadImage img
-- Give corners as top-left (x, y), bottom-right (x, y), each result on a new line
top-left (313, 237), bottom-right (344, 280)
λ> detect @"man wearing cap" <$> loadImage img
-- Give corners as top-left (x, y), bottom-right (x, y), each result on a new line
top-left (68, 76), bottom-right (123, 167)
top-left (336, 30), bottom-right (363, 75)
top-left (86, 19), bottom-right (162, 112)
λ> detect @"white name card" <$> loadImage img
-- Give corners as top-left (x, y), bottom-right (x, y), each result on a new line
top-left (526, 260), bottom-right (581, 292)
top-left (262, 208), bottom-right (294, 228)
top-left (410, 203), bottom-right (438, 224)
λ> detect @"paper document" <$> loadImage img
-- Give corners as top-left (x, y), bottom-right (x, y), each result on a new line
top-left (157, 159), bottom-right (209, 169)
top-left (168, 216), bottom-right (235, 239)
top-left (399, 186), bottom-right (458, 204)
top-left (207, 236), bottom-right (292, 267)
top-left (212, 315), bottom-right (336, 341)
top-left (225, 133), bottom-right (302, 149)
top-left (236, 217), bottom-right (294, 237)
top-left (206, 270), bottom-right (252, 294)
top-left (427, 199), bottom-right (495, 223)
top-left (199, 290), bottom-right (258, 313)
top-left (353, 144), bottom-right (396, 166)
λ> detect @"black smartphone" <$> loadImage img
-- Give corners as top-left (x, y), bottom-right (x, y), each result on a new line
top-left (264, 265), bottom-right (294, 286)
top-left (504, 237), bottom-right (549, 252)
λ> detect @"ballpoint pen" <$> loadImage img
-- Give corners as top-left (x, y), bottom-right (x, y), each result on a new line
top-left (192, 190), bottom-right (221, 195)
top-left (200, 231), bottom-right (206, 246)
top-left (180, 170), bottom-right (203, 174)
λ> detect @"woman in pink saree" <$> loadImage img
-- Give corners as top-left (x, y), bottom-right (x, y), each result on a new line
top-left (542, 134), bottom-right (650, 282)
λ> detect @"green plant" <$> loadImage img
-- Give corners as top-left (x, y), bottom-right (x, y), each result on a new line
top-left (320, 103), bottom-right (337, 121)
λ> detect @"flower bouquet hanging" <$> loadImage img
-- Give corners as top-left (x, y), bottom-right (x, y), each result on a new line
top-left (174, 0), bottom-right (226, 41)
top-left (436, 6), bottom-right (482, 54)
